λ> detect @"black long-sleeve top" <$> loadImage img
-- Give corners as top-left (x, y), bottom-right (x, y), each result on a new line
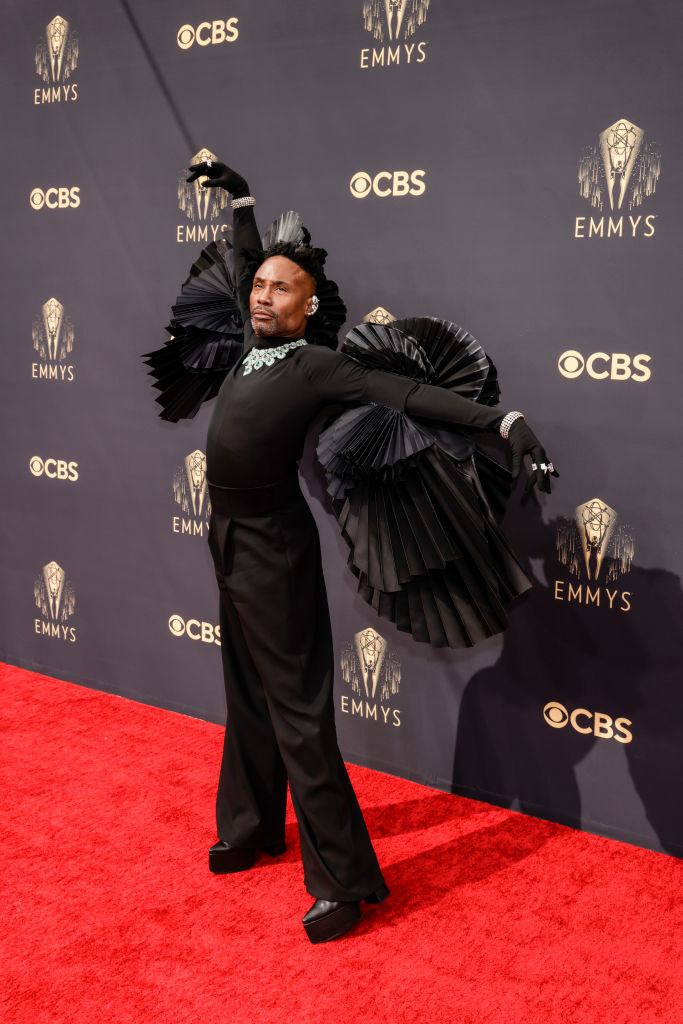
top-left (206, 206), bottom-right (503, 488)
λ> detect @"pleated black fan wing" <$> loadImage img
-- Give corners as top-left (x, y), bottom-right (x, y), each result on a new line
top-left (143, 239), bottom-right (243, 421)
top-left (317, 405), bottom-right (436, 499)
top-left (170, 240), bottom-right (241, 333)
top-left (143, 324), bottom-right (243, 422)
top-left (320, 316), bottom-right (496, 485)
top-left (390, 317), bottom-right (491, 397)
top-left (318, 316), bottom-right (529, 649)
top-left (342, 322), bottom-right (434, 380)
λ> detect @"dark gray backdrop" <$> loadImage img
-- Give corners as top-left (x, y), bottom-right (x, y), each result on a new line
top-left (1, 0), bottom-right (681, 857)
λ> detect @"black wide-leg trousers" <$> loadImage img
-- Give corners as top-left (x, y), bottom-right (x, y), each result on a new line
top-left (207, 480), bottom-right (386, 902)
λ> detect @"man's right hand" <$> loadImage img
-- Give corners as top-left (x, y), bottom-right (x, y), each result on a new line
top-left (185, 160), bottom-right (250, 198)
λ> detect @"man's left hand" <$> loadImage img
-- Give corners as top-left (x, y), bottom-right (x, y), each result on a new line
top-left (508, 419), bottom-right (559, 494)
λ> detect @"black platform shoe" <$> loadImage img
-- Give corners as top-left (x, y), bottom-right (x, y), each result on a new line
top-left (302, 884), bottom-right (390, 944)
top-left (302, 899), bottom-right (361, 943)
top-left (208, 839), bottom-right (286, 874)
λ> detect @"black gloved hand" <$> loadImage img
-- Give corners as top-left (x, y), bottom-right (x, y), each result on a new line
top-left (508, 418), bottom-right (559, 495)
top-left (185, 160), bottom-right (250, 198)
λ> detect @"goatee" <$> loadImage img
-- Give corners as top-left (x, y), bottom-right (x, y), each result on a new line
top-left (251, 313), bottom-right (279, 337)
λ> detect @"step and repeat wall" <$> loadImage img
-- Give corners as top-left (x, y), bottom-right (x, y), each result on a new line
top-left (2, 1), bottom-right (681, 857)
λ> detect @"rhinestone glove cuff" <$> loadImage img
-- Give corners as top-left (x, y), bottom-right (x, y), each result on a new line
top-left (231, 196), bottom-right (256, 210)
top-left (499, 411), bottom-right (525, 439)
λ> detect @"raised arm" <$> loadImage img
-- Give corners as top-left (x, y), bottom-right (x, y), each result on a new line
top-left (232, 206), bottom-right (261, 326)
top-left (185, 159), bottom-right (261, 329)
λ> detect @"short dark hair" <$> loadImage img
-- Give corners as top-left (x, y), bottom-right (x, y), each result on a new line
top-left (261, 241), bottom-right (327, 290)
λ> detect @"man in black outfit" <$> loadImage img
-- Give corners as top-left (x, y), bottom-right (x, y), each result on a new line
top-left (186, 158), bottom-right (556, 943)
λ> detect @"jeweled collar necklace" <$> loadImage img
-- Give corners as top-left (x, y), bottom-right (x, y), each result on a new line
top-left (242, 338), bottom-right (307, 375)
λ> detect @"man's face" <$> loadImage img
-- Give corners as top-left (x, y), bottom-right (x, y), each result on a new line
top-left (250, 256), bottom-right (315, 339)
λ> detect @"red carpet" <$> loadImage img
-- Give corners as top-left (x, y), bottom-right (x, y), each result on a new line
top-left (2, 663), bottom-right (680, 1024)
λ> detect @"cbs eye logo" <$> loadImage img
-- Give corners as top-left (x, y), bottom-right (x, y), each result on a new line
top-left (168, 614), bottom-right (221, 645)
top-left (349, 170), bottom-right (426, 199)
top-left (543, 702), bottom-right (570, 727)
top-left (558, 350), bottom-right (651, 382)
top-left (543, 701), bottom-right (632, 743)
top-left (177, 19), bottom-right (239, 49)
top-left (30, 187), bottom-right (81, 210)
top-left (29, 456), bottom-right (78, 481)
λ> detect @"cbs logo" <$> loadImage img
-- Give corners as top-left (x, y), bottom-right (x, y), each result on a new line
top-left (558, 350), bottom-right (651, 382)
top-left (349, 170), bottom-right (426, 199)
top-left (29, 187), bottom-right (81, 210)
top-left (543, 702), bottom-right (632, 743)
top-left (29, 456), bottom-right (78, 481)
top-left (168, 614), bottom-right (221, 645)
top-left (177, 19), bottom-right (239, 49)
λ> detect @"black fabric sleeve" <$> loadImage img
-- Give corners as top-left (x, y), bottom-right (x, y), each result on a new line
top-left (232, 205), bottom-right (262, 345)
top-left (300, 348), bottom-right (505, 431)
top-left (405, 381), bottom-right (504, 432)
top-left (300, 348), bottom-right (417, 410)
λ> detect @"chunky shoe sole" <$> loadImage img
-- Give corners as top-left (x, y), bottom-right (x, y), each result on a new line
top-left (303, 901), bottom-right (362, 944)
top-left (208, 839), bottom-right (286, 874)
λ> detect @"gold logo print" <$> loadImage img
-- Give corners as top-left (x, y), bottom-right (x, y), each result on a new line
top-left (556, 497), bottom-right (634, 584)
top-left (577, 497), bottom-right (616, 582)
top-left (35, 16), bottom-right (79, 83)
top-left (173, 450), bottom-right (211, 520)
top-left (341, 628), bottom-right (401, 702)
top-left (542, 701), bottom-right (633, 743)
top-left (29, 456), bottom-right (78, 481)
top-left (168, 614), bottom-right (221, 645)
top-left (557, 350), bottom-right (652, 383)
top-left (350, 170), bottom-right (426, 197)
top-left (176, 20), bottom-right (239, 49)
top-left (363, 0), bottom-right (430, 42)
top-left (364, 306), bottom-right (395, 324)
top-left (543, 702), bottom-right (570, 728)
top-left (177, 148), bottom-right (230, 223)
top-left (32, 298), bottom-right (74, 362)
top-left (34, 561), bottom-right (75, 622)
top-left (356, 627), bottom-right (386, 698)
top-left (578, 118), bottom-right (661, 212)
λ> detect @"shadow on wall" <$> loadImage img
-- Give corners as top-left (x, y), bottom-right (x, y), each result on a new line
top-left (452, 496), bottom-right (683, 857)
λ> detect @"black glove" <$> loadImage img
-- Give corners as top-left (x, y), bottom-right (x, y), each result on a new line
top-left (508, 418), bottom-right (559, 494)
top-left (185, 160), bottom-right (250, 198)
